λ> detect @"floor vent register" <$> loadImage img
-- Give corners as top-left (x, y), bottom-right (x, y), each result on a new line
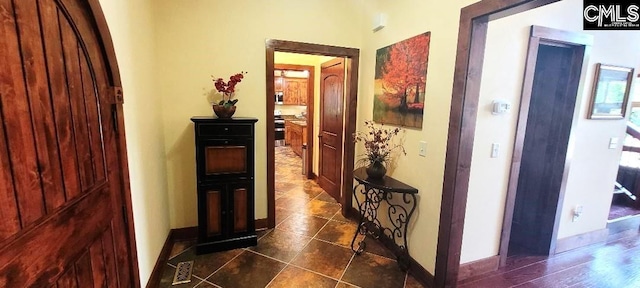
top-left (172, 261), bottom-right (194, 285)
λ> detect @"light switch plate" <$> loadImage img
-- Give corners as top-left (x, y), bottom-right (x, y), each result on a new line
top-left (491, 143), bottom-right (499, 158)
top-left (419, 141), bottom-right (427, 157)
top-left (609, 137), bottom-right (619, 149)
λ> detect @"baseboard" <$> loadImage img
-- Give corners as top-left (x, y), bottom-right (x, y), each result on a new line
top-left (554, 228), bottom-right (609, 254)
top-left (607, 214), bottom-right (640, 235)
top-left (349, 207), bottom-right (434, 287)
top-left (146, 219), bottom-right (266, 287)
top-left (458, 255), bottom-right (499, 282)
top-left (255, 218), bottom-right (268, 230)
top-left (145, 230), bottom-right (174, 288)
top-left (171, 226), bottom-right (198, 241)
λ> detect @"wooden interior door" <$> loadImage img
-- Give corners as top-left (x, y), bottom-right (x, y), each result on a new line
top-left (318, 58), bottom-right (345, 202)
top-left (509, 43), bottom-right (581, 255)
top-left (0, 0), bottom-right (136, 287)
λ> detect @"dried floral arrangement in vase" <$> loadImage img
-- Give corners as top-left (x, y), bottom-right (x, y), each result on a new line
top-left (211, 71), bottom-right (247, 118)
top-left (355, 120), bottom-right (406, 179)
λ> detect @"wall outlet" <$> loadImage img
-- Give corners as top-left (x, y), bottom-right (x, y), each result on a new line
top-left (419, 141), bottom-right (427, 157)
top-left (572, 205), bottom-right (583, 222)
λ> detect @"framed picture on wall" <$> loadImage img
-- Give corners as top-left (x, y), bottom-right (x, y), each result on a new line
top-left (588, 63), bottom-right (634, 119)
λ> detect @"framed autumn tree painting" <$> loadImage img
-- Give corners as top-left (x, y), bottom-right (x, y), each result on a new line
top-left (373, 32), bottom-right (431, 129)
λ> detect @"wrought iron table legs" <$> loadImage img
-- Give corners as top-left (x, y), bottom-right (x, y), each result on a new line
top-left (350, 183), bottom-right (417, 271)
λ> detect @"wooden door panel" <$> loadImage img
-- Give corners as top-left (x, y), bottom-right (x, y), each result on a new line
top-left (41, 0), bottom-right (83, 203)
top-left (0, 0), bottom-right (46, 228)
top-left (61, 21), bottom-right (96, 192)
top-left (510, 44), bottom-right (576, 254)
top-left (321, 76), bottom-right (343, 133)
top-left (79, 53), bottom-right (107, 183)
top-left (233, 188), bottom-right (248, 233)
top-left (0, 115), bottom-right (20, 242)
top-left (207, 190), bottom-right (223, 237)
top-left (57, 267), bottom-right (79, 288)
top-left (321, 145), bottom-right (338, 185)
top-left (101, 225), bottom-right (119, 288)
top-left (88, 236), bottom-right (108, 288)
top-left (61, 16), bottom-right (93, 196)
top-left (0, 0), bottom-right (134, 286)
top-left (15, 0), bottom-right (68, 213)
top-left (75, 250), bottom-right (95, 287)
top-left (318, 58), bottom-right (345, 201)
top-left (0, 185), bottom-right (111, 287)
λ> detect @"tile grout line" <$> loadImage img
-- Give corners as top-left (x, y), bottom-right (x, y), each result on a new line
top-left (267, 214), bottom-right (337, 285)
top-left (261, 215), bottom-right (331, 288)
top-left (199, 249), bottom-right (246, 284)
top-left (249, 249), bottom-right (345, 283)
top-left (167, 241), bottom-right (197, 261)
top-left (335, 253), bottom-right (356, 288)
top-left (403, 272), bottom-right (408, 288)
top-left (259, 181), bottom-right (332, 288)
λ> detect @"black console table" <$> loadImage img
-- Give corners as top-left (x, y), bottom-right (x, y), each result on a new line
top-left (350, 167), bottom-right (418, 270)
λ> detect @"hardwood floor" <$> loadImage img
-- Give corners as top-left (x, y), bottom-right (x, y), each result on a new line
top-left (459, 229), bottom-right (640, 287)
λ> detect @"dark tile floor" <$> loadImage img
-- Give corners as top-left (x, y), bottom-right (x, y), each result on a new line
top-left (158, 147), bottom-right (424, 288)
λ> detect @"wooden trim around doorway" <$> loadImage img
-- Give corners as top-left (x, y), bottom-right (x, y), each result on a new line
top-left (265, 40), bottom-right (360, 229)
top-left (497, 26), bottom-right (592, 266)
top-left (436, 0), bottom-right (562, 286)
top-left (457, 256), bottom-right (500, 282)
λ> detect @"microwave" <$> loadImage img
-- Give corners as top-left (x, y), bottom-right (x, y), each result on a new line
top-left (275, 92), bottom-right (284, 105)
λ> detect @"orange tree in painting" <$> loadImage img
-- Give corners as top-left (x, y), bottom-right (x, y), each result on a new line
top-left (380, 33), bottom-right (430, 111)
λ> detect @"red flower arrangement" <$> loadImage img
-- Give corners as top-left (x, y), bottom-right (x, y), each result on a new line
top-left (212, 71), bottom-right (247, 108)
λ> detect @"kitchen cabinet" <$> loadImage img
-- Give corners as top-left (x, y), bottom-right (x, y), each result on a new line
top-left (284, 78), bottom-right (308, 105)
top-left (285, 121), bottom-right (292, 145)
top-left (275, 76), bottom-right (284, 92)
top-left (289, 121), bottom-right (307, 157)
top-left (190, 117), bottom-right (258, 254)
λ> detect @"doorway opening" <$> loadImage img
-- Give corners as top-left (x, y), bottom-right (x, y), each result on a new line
top-left (265, 40), bottom-right (360, 229)
top-left (499, 26), bottom-right (590, 263)
top-left (608, 85), bottom-right (640, 224)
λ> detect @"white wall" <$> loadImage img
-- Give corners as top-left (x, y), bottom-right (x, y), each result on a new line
top-left (461, 0), bottom-right (640, 263)
top-left (100, 1), bottom-right (170, 286)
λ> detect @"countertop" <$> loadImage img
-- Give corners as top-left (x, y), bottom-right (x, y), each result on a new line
top-left (288, 120), bottom-right (307, 127)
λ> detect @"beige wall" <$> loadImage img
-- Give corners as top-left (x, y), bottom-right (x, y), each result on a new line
top-left (154, 0), bottom-right (365, 228)
top-left (461, 0), bottom-right (640, 264)
top-left (358, 0), bottom-right (479, 273)
top-left (100, 0), bottom-right (170, 286)
top-left (274, 52), bottom-right (335, 175)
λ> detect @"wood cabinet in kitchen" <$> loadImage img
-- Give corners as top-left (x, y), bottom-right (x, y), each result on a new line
top-left (285, 121), bottom-right (292, 145)
top-left (289, 121), bottom-right (307, 157)
top-left (284, 78), bottom-right (308, 106)
top-left (274, 65), bottom-right (313, 106)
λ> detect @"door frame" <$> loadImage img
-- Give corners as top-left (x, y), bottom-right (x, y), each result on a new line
top-left (497, 26), bottom-right (592, 266)
top-left (87, 0), bottom-right (140, 285)
top-left (265, 40), bottom-right (359, 228)
top-left (436, 0), bottom-right (567, 286)
top-left (274, 63), bottom-right (316, 177)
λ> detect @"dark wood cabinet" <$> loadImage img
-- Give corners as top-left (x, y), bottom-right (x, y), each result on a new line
top-left (191, 117), bottom-right (258, 254)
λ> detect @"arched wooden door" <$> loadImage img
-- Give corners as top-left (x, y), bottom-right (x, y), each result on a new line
top-left (0, 0), bottom-right (137, 287)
